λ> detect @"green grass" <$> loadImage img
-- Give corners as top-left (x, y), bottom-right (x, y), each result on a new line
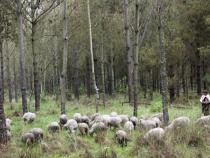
top-left (0, 94), bottom-right (209, 158)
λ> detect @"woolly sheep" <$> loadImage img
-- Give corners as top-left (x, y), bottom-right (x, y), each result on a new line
top-left (48, 122), bottom-right (59, 133)
top-left (139, 119), bottom-right (157, 130)
top-left (119, 115), bottom-right (129, 124)
top-left (115, 130), bottom-right (128, 147)
top-left (78, 123), bottom-right (89, 135)
top-left (89, 122), bottom-right (107, 136)
top-left (59, 114), bottom-right (68, 125)
top-left (130, 116), bottom-right (138, 129)
top-left (124, 121), bottom-right (134, 132)
top-left (23, 112), bottom-right (36, 123)
top-left (64, 119), bottom-right (78, 133)
top-left (29, 128), bottom-right (43, 141)
top-left (73, 113), bottom-right (82, 122)
top-left (152, 113), bottom-right (163, 121)
top-left (144, 128), bottom-right (165, 142)
top-left (150, 117), bottom-right (162, 127)
top-left (109, 116), bottom-right (122, 128)
top-left (80, 115), bottom-right (90, 125)
top-left (196, 115), bottom-right (210, 126)
top-left (166, 116), bottom-right (190, 131)
top-left (6, 118), bottom-right (12, 130)
top-left (21, 132), bottom-right (35, 144)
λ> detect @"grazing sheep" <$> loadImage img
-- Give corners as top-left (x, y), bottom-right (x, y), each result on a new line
top-left (152, 113), bottom-right (163, 121)
top-left (115, 130), bottom-right (128, 147)
top-left (21, 132), bottom-right (35, 144)
top-left (130, 116), bottom-right (138, 129)
top-left (90, 113), bottom-right (100, 121)
top-left (73, 113), bottom-right (82, 122)
top-left (89, 122), bottom-right (107, 136)
top-left (29, 128), bottom-right (43, 141)
top-left (139, 119), bottom-right (157, 130)
top-left (59, 114), bottom-right (68, 125)
top-left (166, 116), bottom-right (190, 131)
top-left (196, 115), bottom-right (210, 126)
top-left (81, 115), bottom-right (90, 125)
top-left (23, 112), bottom-right (36, 123)
top-left (150, 117), bottom-right (162, 127)
top-left (64, 119), bottom-right (78, 133)
top-left (48, 122), bottom-right (59, 133)
top-left (144, 128), bottom-right (165, 143)
top-left (78, 123), bottom-right (89, 135)
top-left (109, 116), bottom-right (122, 129)
top-left (6, 118), bottom-right (12, 130)
top-left (110, 112), bottom-right (118, 117)
top-left (119, 115), bottom-right (129, 125)
top-left (124, 121), bottom-right (134, 132)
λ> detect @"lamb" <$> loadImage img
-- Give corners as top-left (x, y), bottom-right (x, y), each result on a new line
top-left (6, 118), bottom-right (12, 130)
top-left (143, 128), bottom-right (165, 143)
top-left (130, 116), bottom-right (138, 129)
top-left (64, 119), bottom-right (78, 133)
top-left (124, 121), bottom-right (134, 132)
top-left (78, 123), bottom-right (89, 135)
top-left (166, 116), bottom-right (190, 131)
top-left (48, 122), bottom-right (59, 133)
top-left (59, 114), bottom-right (68, 126)
top-left (29, 128), bottom-right (43, 141)
top-left (89, 122), bottom-right (107, 136)
top-left (115, 130), bottom-right (128, 147)
top-left (21, 132), bottom-right (35, 144)
top-left (23, 112), bottom-right (36, 123)
top-left (139, 119), bottom-right (157, 130)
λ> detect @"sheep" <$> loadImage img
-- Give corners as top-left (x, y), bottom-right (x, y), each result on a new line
top-left (23, 112), bottom-right (36, 123)
top-left (89, 122), bottom-right (107, 136)
top-left (166, 116), bottom-right (190, 131)
top-left (124, 121), bottom-right (134, 132)
top-left (152, 113), bottom-right (163, 122)
top-left (6, 118), bottom-right (12, 130)
top-left (139, 119), bottom-right (157, 130)
top-left (110, 112), bottom-right (118, 117)
top-left (21, 132), bottom-right (35, 144)
top-left (64, 119), bottom-right (78, 133)
top-left (59, 114), bottom-right (68, 126)
top-left (143, 128), bottom-right (165, 143)
top-left (130, 116), bottom-right (138, 129)
top-left (29, 128), bottom-right (43, 141)
top-left (119, 115), bottom-right (129, 125)
top-left (150, 117), bottom-right (162, 127)
top-left (80, 115), bottom-right (90, 125)
top-left (115, 130), bottom-right (128, 147)
top-left (73, 113), bottom-right (82, 122)
top-left (196, 115), bottom-right (210, 126)
top-left (78, 123), bottom-right (89, 135)
top-left (90, 113), bottom-right (100, 121)
top-left (48, 122), bottom-right (59, 133)
top-left (109, 116), bottom-right (122, 129)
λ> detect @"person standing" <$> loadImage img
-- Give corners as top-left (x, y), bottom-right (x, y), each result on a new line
top-left (200, 90), bottom-right (210, 116)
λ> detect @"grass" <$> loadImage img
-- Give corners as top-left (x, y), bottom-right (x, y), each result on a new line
top-left (0, 93), bottom-right (209, 158)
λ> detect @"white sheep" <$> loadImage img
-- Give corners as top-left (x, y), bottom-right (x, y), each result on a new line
top-left (130, 116), bottom-right (138, 129)
top-left (73, 113), bottom-right (82, 122)
top-left (78, 123), bottom-right (89, 135)
top-left (115, 130), bottom-right (128, 147)
top-left (124, 121), bottom-right (134, 132)
top-left (6, 118), bottom-right (12, 130)
top-left (144, 127), bottom-right (165, 142)
top-left (21, 132), bottom-right (35, 144)
top-left (64, 119), bottom-right (78, 133)
top-left (150, 117), bottom-right (162, 127)
top-left (139, 119), bottom-right (157, 130)
top-left (29, 128), bottom-right (43, 141)
top-left (119, 115), bottom-right (129, 125)
top-left (196, 115), bottom-right (210, 126)
top-left (23, 112), bottom-right (36, 123)
top-left (109, 116), bottom-right (122, 129)
top-left (89, 122), bottom-right (107, 136)
top-left (152, 113), bottom-right (163, 121)
top-left (48, 122), bottom-right (59, 133)
top-left (166, 116), bottom-right (190, 131)
top-left (110, 112), bottom-right (118, 117)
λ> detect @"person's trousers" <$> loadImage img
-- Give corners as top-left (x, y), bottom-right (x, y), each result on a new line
top-left (202, 103), bottom-right (210, 116)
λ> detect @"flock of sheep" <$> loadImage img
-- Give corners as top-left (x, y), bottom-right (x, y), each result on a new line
top-left (5, 111), bottom-right (210, 147)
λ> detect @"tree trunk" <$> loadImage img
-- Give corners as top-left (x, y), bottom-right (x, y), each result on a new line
top-left (87, 0), bottom-right (99, 113)
top-left (133, 0), bottom-right (140, 117)
top-left (168, 64), bottom-right (175, 103)
top-left (73, 49), bottom-right (79, 100)
top-left (6, 40), bottom-right (12, 105)
top-left (101, 38), bottom-right (105, 107)
top-left (195, 48), bottom-right (201, 95)
top-left (158, 0), bottom-right (169, 124)
top-left (60, 0), bottom-right (68, 114)
top-left (13, 53), bottom-right (18, 103)
top-left (17, 0), bottom-right (28, 114)
top-left (124, 0), bottom-right (134, 105)
top-left (86, 56), bottom-right (91, 98)
top-left (149, 69), bottom-right (153, 101)
top-left (110, 45), bottom-right (115, 94)
top-left (0, 40), bottom-right (4, 103)
top-left (0, 53), bottom-right (8, 144)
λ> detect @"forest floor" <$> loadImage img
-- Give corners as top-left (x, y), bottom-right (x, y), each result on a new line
top-left (0, 93), bottom-right (210, 158)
